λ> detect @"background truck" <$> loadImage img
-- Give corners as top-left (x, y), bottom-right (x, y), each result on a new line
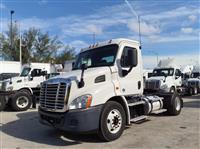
top-left (186, 66), bottom-right (200, 95)
top-left (0, 63), bottom-right (61, 111)
top-left (144, 58), bottom-right (182, 93)
top-left (38, 38), bottom-right (183, 141)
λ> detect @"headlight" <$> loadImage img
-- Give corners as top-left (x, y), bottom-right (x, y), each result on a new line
top-left (160, 84), bottom-right (168, 89)
top-left (69, 94), bottom-right (92, 110)
top-left (7, 86), bottom-right (13, 91)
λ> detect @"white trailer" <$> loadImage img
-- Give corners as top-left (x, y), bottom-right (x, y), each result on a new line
top-left (38, 39), bottom-right (182, 141)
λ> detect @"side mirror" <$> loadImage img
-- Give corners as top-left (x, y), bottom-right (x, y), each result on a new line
top-left (31, 70), bottom-right (36, 77)
top-left (127, 49), bottom-right (138, 67)
top-left (81, 63), bottom-right (87, 70)
top-left (41, 71), bottom-right (47, 76)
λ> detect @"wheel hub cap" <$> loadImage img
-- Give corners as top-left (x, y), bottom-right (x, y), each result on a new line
top-left (16, 96), bottom-right (29, 108)
top-left (107, 109), bottom-right (122, 134)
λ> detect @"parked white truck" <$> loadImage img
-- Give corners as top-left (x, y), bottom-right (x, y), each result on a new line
top-left (145, 58), bottom-right (182, 93)
top-left (186, 66), bottom-right (200, 95)
top-left (0, 63), bottom-right (61, 111)
top-left (38, 38), bottom-right (183, 141)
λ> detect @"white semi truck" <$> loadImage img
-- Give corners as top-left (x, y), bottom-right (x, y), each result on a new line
top-left (186, 66), bottom-right (200, 95)
top-left (0, 63), bottom-right (61, 111)
top-left (145, 58), bottom-right (182, 93)
top-left (38, 39), bottom-right (183, 141)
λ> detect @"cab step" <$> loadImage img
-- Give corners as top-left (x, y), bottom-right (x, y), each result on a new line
top-left (130, 115), bottom-right (148, 123)
top-left (128, 101), bottom-right (145, 107)
top-left (151, 109), bottom-right (167, 114)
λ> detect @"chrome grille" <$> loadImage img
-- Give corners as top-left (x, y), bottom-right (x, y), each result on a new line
top-left (188, 81), bottom-right (199, 88)
top-left (145, 80), bottom-right (160, 90)
top-left (39, 82), bottom-right (69, 111)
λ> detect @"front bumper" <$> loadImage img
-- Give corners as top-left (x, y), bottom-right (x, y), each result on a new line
top-left (39, 105), bottom-right (103, 133)
top-left (0, 90), bottom-right (16, 96)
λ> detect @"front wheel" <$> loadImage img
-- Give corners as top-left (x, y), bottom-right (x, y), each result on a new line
top-left (98, 101), bottom-right (126, 141)
top-left (11, 92), bottom-right (32, 111)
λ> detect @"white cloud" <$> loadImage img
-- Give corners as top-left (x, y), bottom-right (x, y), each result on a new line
top-left (69, 40), bottom-right (89, 51)
top-left (181, 27), bottom-right (194, 34)
top-left (188, 15), bottom-right (197, 23)
top-left (127, 19), bottom-right (160, 36)
top-left (85, 24), bottom-right (103, 35)
top-left (38, 0), bottom-right (48, 5)
top-left (143, 54), bottom-right (199, 69)
top-left (0, 3), bottom-right (6, 9)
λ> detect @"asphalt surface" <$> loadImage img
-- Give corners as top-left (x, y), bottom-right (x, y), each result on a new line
top-left (0, 95), bottom-right (199, 149)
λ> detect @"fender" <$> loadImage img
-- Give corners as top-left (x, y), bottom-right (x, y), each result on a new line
top-left (108, 96), bottom-right (131, 125)
top-left (18, 87), bottom-right (33, 95)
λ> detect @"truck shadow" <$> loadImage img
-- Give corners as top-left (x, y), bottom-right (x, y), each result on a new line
top-left (0, 111), bottom-right (102, 147)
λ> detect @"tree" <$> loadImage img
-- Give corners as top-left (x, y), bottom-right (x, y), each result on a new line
top-left (54, 45), bottom-right (76, 64)
top-left (1, 24), bottom-right (76, 64)
top-left (32, 31), bottom-right (63, 63)
top-left (2, 23), bottom-right (20, 61)
top-left (21, 28), bottom-right (39, 63)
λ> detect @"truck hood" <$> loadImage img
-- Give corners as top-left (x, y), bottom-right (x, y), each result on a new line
top-left (147, 76), bottom-right (166, 82)
top-left (188, 78), bottom-right (200, 82)
top-left (46, 66), bottom-right (111, 84)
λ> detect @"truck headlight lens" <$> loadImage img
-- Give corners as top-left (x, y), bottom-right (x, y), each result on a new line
top-left (7, 86), bottom-right (13, 91)
top-left (69, 94), bottom-right (92, 110)
top-left (160, 84), bottom-right (168, 89)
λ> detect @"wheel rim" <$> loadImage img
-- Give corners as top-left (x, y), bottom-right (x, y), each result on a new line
top-left (194, 88), bottom-right (197, 94)
top-left (175, 97), bottom-right (181, 111)
top-left (170, 88), bottom-right (174, 93)
top-left (16, 96), bottom-right (29, 108)
top-left (106, 109), bottom-right (122, 134)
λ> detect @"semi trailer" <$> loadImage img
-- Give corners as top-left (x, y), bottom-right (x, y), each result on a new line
top-left (38, 38), bottom-right (183, 141)
top-left (0, 63), bottom-right (61, 111)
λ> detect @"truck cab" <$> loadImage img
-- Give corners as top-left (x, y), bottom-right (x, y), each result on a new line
top-left (39, 38), bottom-right (182, 141)
top-left (0, 63), bottom-right (59, 111)
top-left (145, 67), bottom-right (182, 93)
top-left (187, 70), bottom-right (200, 95)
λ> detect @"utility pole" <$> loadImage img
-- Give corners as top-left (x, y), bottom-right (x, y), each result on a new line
top-left (125, 0), bottom-right (142, 49)
top-left (10, 10), bottom-right (15, 51)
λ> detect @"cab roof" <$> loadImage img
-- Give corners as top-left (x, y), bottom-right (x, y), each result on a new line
top-left (81, 38), bottom-right (140, 53)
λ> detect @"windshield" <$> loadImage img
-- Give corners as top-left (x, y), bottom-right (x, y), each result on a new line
top-left (73, 44), bottom-right (118, 70)
top-left (20, 67), bottom-right (31, 77)
top-left (191, 72), bottom-right (200, 78)
top-left (152, 68), bottom-right (174, 77)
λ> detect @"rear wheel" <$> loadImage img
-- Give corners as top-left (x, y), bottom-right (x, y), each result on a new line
top-left (166, 93), bottom-right (182, 115)
top-left (11, 91), bottom-right (32, 111)
top-left (189, 87), bottom-right (194, 96)
top-left (0, 96), bottom-right (6, 111)
top-left (98, 101), bottom-right (126, 141)
top-left (194, 87), bottom-right (198, 95)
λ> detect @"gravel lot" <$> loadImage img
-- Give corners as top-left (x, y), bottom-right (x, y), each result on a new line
top-left (0, 95), bottom-right (199, 149)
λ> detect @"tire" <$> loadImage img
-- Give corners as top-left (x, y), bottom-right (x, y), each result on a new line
top-left (189, 87), bottom-right (194, 96)
top-left (11, 91), bottom-right (32, 111)
top-left (166, 93), bottom-right (182, 116)
top-left (194, 87), bottom-right (198, 95)
top-left (0, 96), bottom-right (6, 111)
top-left (98, 101), bottom-right (126, 141)
top-left (169, 87), bottom-right (175, 93)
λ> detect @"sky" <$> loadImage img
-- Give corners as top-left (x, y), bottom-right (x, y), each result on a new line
top-left (0, 0), bottom-right (199, 68)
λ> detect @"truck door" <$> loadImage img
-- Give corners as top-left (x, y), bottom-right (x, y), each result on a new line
top-left (175, 69), bottom-right (182, 86)
top-left (117, 45), bottom-right (143, 96)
